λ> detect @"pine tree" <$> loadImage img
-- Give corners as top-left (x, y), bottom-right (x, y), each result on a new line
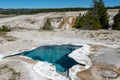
top-left (73, 0), bottom-right (108, 30)
top-left (92, 0), bottom-right (109, 29)
top-left (113, 10), bottom-right (120, 30)
top-left (73, 11), bottom-right (101, 30)
top-left (73, 14), bottom-right (84, 29)
top-left (42, 18), bottom-right (53, 30)
top-left (82, 11), bottom-right (101, 30)
top-left (92, 0), bottom-right (99, 17)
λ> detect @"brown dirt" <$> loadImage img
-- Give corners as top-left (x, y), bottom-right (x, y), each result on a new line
top-left (77, 62), bottom-right (120, 80)
top-left (89, 44), bottom-right (107, 52)
top-left (10, 56), bottom-right (38, 64)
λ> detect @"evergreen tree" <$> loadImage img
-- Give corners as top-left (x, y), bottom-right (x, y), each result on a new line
top-left (73, 0), bottom-right (108, 30)
top-left (92, 0), bottom-right (99, 17)
top-left (82, 11), bottom-right (101, 30)
top-left (42, 18), bottom-right (53, 30)
top-left (73, 14), bottom-right (84, 29)
top-left (92, 0), bottom-right (109, 29)
top-left (73, 11), bottom-right (101, 30)
top-left (113, 10), bottom-right (120, 30)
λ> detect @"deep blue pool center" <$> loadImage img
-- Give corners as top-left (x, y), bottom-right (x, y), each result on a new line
top-left (4, 44), bottom-right (86, 72)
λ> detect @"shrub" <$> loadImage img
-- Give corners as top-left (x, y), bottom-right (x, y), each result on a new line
top-left (0, 25), bottom-right (12, 32)
top-left (42, 18), bottom-right (53, 30)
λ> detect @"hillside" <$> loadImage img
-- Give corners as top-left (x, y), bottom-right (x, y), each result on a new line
top-left (0, 9), bottom-right (119, 30)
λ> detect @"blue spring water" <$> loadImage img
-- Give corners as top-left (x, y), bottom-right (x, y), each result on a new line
top-left (4, 44), bottom-right (85, 72)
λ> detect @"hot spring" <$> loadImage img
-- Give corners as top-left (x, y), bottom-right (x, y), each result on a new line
top-left (3, 44), bottom-right (86, 72)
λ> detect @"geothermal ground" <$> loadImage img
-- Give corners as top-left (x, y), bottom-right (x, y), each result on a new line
top-left (0, 10), bottom-right (120, 80)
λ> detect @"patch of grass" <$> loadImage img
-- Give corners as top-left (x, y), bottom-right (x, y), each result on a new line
top-left (8, 78), bottom-right (15, 80)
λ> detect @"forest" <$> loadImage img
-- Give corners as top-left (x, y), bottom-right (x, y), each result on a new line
top-left (0, 6), bottom-right (119, 15)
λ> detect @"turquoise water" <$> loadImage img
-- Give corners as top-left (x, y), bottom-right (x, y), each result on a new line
top-left (4, 44), bottom-right (85, 72)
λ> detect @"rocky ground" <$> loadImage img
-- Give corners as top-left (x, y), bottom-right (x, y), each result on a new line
top-left (77, 46), bottom-right (120, 80)
top-left (0, 29), bottom-right (119, 80)
top-left (0, 10), bottom-right (120, 80)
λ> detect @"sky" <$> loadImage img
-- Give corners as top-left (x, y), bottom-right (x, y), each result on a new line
top-left (0, 0), bottom-right (119, 9)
